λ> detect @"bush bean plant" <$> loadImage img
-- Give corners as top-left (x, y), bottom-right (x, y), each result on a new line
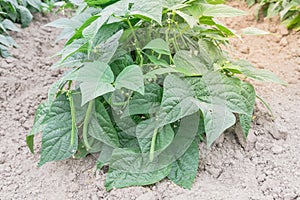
top-left (0, 0), bottom-right (69, 57)
top-left (246, 0), bottom-right (300, 30)
top-left (27, 0), bottom-right (285, 190)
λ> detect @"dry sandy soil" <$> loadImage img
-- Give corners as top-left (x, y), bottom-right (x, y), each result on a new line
top-left (0, 2), bottom-right (299, 200)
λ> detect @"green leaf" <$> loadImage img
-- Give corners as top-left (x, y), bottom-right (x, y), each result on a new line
top-left (232, 60), bottom-right (287, 85)
top-left (168, 141), bottom-right (199, 189)
top-left (26, 103), bottom-right (50, 154)
top-left (143, 38), bottom-right (171, 55)
top-left (173, 50), bottom-right (209, 76)
top-left (203, 4), bottom-right (247, 18)
top-left (105, 162), bottom-right (171, 191)
top-left (17, 6), bottom-right (33, 27)
top-left (193, 72), bottom-right (248, 115)
top-left (176, 10), bottom-right (198, 28)
top-left (88, 99), bottom-right (119, 148)
top-left (39, 94), bottom-right (78, 166)
top-left (239, 82), bottom-right (256, 138)
top-left (158, 75), bottom-right (200, 126)
top-left (115, 65), bottom-right (144, 95)
top-left (2, 19), bottom-right (19, 32)
top-left (144, 67), bottom-right (177, 79)
top-left (241, 27), bottom-right (270, 35)
top-left (191, 72), bottom-right (250, 146)
top-left (97, 143), bottom-right (114, 169)
top-left (126, 83), bottom-right (162, 116)
top-left (137, 124), bottom-right (174, 154)
top-left (130, 0), bottom-right (163, 25)
top-left (77, 61), bottom-right (115, 105)
top-left (90, 30), bottom-right (123, 63)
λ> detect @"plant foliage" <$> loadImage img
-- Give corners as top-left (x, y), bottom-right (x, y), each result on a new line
top-left (246, 0), bottom-right (300, 30)
top-left (27, 0), bottom-right (285, 190)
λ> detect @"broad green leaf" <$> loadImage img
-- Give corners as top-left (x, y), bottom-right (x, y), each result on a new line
top-left (233, 60), bottom-right (287, 85)
top-left (110, 54), bottom-right (134, 77)
top-left (199, 101), bottom-right (236, 147)
top-left (60, 39), bottom-right (88, 61)
top-left (88, 99), bottom-right (119, 148)
top-left (191, 72), bottom-right (250, 146)
top-left (130, 0), bottom-right (163, 25)
top-left (143, 38), bottom-right (171, 55)
top-left (39, 94), bottom-right (78, 166)
top-left (144, 67), bottom-right (177, 79)
top-left (241, 27), bottom-right (270, 35)
top-left (145, 54), bottom-right (170, 68)
top-left (168, 141), bottom-right (199, 189)
top-left (2, 19), bottom-right (19, 32)
top-left (197, 39), bottom-right (223, 68)
top-left (239, 82), bottom-right (256, 138)
top-left (108, 113), bottom-right (199, 173)
top-left (97, 143), bottom-right (114, 169)
top-left (176, 10), bottom-right (198, 28)
top-left (158, 75), bottom-right (200, 126)
top-left (90, 30), bottom-right (123, 63)
top-left (17, 6), bottom-right (33, 27)
top-left (115, 65), bottom-right (144, 95)
top-left (203, 4), bottom-right (247, 17)
top-left (173, 50), bottom-right (209, 76)
top-left (105, 161), bottom-right (171, 191)
top-left (137, 124), bottom-right (174, 154)
top-left (0, 35), bottom-right (11, 47)
top-left (27, 0), bottom-right (42, 11)
top-left (77, 61), bottom-right (115, 105)
top-left (125, 83), bottom-right (162, 116)
top-left (45, 18), bottom-right (81, 29)
top-left (26, 103), bottom-right (50, 154)
top-left (192, 72), bottom-right (248, 115)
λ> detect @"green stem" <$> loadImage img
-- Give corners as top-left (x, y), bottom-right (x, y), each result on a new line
top-left (83, 99), bottom-right (95, 150)
top-left (68, 91), bottom-right (76, 146)
top-left (149, 128), bottom-right (158, 162)
top-left (127, 18), bottom-right (143, 66)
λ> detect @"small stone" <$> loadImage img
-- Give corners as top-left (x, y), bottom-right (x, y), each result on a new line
top-left (278, 25), bottom-right (289, 36)
top-left (241, 46), bottom-right (250, 54)
top-left (271, 145), bottom-right (283, 154)
top-left (279, 37), bottom-right (288, 47)
top-left (269, 124), bottom-right (287, 140)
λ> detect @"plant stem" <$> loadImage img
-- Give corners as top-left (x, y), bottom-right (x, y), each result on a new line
top-left (149, 128), bottom-right (158, 162)
top-left (127, 18), bottom-right (143, 66)
top-left (68, 91), bottom-right (76, 146)
top-left (83, 99), bottom-right (95, 151)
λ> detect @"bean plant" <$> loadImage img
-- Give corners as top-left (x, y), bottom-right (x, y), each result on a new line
top-left (27, 0), bottom-right (285, 190)
top-left (246, 0), bottom-right (300, 30)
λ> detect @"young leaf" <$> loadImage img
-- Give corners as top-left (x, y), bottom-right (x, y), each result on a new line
top-left (39, 94), bottom-right (78, 166)
top-left (239, 82), bottom-right (256, 138)
top-left (90, 30), bottom-right (123, 63)
top-left (126, 83), bottom-right (162, 116)
top-left (168, 141), bottom-right (199, 189)
top-left (87, 99), bottom-right (120, 148)
top-left (130, 0), bottom-right (163, 25)
top-left (105, 164), bottom-right (171, 191)
top-left (17, 6), bottom-right (33, 28)
top-left (77, 61), bottom-right (115, 105)
top-left (115, 65), bottom-right (144, 95)
top-left (173, 50), bottom-right (209, 76)
top-left (158, 75), bottom-right (200, 127)
top-left (203, 4), bottom-right (247, 18)
top-left (26, 103), bottom-right (50, 154)
top-left (143, 38), bottom-right (171, 55)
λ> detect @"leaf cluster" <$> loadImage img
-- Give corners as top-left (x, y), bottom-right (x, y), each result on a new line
top-left (27, 0), bottom-right (285, 190)
top-left (246, 0), bottom-right (300, 30)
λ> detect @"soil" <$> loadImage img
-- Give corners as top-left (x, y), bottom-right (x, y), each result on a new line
top-left (0, 2), bottom-right (299, 200)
